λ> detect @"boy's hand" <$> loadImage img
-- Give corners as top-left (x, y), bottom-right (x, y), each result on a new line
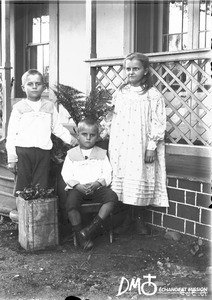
top-left (7, 162), bottom-right (17, 174)
top-left (145, 150), bottom-right (155, 163)
top-left (75, 182), bottom-right (101, 195)
top-left (70, 136), bottom-right (78, 147)
top-left (86, 181), bottom-right (101, 194)
top-left (75, 183), bottom-right (88, 195)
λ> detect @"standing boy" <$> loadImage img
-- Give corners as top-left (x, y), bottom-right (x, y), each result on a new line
top-left (6, 69), bottom-right (77, 194)
top-left (61, 117), bottom-right (118, 250)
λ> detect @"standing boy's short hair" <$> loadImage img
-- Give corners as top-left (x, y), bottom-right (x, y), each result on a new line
top-left (77, 117), bottom-right (99, 134)
top-left (21, 69), bottom-right (44, 85)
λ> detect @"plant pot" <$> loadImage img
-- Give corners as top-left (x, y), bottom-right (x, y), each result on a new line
top-left (18, 195), bottom-right (59, 251)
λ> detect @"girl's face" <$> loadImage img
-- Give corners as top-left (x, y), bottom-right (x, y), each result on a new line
top-left (125, 59), bottom-right (148, 87)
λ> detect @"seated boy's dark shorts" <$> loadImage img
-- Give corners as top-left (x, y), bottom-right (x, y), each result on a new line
top-left (66, 186), bottom-right (118, 212)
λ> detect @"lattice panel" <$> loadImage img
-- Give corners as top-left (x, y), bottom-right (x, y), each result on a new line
top-left (94, 57), bottom-right (212, 146)
top-left (96, 65), bottom-right (125, 93)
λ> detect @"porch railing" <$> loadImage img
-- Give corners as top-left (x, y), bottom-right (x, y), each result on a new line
top-left (86, 49), bottom-right (212, 146)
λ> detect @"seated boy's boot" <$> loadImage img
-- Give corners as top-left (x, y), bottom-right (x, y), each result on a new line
top-left (75, 231), bottom-right (93, 250)
top-left (72, 224), bottom-right (93, 250)
top-left (80, 215), bottom-right (103, 240)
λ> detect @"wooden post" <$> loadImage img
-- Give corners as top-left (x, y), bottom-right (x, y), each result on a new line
top-left (187, 0), bottom-right (200, 141)
top-left (123, 1), bottom-right (135, 55)
top-left (86, 0), bottom-right (97, 94)
top-left (49, 1), bottom-right (59, 103)
top-left (1, 0), bottom-right (11, 140)
top-left (157, 1), bottom-right (163, 53)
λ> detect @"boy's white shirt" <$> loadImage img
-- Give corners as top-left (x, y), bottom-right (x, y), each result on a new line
top-left (6, 98), bottom-right (74, 163)
top-left (25, 99), bottom-right (41, 112)
top-left (61, 146), bottom-right (112, 189)
top-left (81, 148), bottom-right (92, 159)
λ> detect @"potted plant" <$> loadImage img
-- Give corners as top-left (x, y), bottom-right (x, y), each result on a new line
top-left (50, 84), bottom-right (113, 173)
top-left (53, 84), bottom-right (113, 126)
top-left (17, 184), bottom-right (59, 251)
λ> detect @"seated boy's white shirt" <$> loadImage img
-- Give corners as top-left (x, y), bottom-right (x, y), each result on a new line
top-left (81, 148), bottom-right (92, 159)
top-left (61, 148), bottom-right (112, 189)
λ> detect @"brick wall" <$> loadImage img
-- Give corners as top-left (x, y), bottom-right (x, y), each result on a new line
top-left (146, 176), bottom-right (212, 241)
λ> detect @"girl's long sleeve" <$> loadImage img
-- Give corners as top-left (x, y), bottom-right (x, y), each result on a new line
top-left (147, 88), bottom-right (167, 151)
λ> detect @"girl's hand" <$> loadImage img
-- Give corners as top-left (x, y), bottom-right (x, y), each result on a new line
top-left (70, 136), bottom-right (78, 147)
top-left (145, 150), bottom-right (155, 163)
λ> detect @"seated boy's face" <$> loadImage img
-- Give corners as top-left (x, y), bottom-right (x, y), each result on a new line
top-left (77, 124), bottom-right (98, 149)
top-left (22, 74), bottom-right (45, 101)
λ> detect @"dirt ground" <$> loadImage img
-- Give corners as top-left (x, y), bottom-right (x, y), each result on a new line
top-left (0, 216), bottom-right (211, 300)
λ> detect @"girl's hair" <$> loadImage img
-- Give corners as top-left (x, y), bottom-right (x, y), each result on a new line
top-left (21, 69), bottom-right (44, 85)
top-left (121, 52), bottom-right (152, 91)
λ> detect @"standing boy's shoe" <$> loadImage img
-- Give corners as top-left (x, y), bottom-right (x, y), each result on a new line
top-left (9, 210), bottom-right (18, 224)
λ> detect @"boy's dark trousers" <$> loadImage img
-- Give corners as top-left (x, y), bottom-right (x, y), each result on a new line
top-left (66, 186), bottom-right (118, 212)
top-left (15, 146), bottom-right (50, 192)
top-left (66, 186), bottom-right (118, 250)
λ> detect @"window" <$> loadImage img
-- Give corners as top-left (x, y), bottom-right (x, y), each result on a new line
top-left (199, 0), bottom-right (211, 48)
top-left (162, 0), bottom-right (211, 52)
top-left (135, 0), bottom-right (211, 53)
top-left (26, 3), bottom-right (49, 92)
top-left (160, 0), bottom-right (211, 90)
top-left (163, 1), bottom-right (188, 52)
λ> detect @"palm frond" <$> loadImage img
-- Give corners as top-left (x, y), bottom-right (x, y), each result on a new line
top-left (53, 84), bottom-right (85, 125)
top-left (53, 84), bottom-right (113, 124)
top-left (84, 88), bottom-right (113, 122)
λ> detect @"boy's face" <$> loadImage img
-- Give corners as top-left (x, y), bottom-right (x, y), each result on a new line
top-left (77, 124), bottom-right (98, 149)
top-left (21, 74), bottom-right (45, 101)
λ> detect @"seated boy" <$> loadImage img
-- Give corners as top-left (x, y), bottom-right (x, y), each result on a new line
top-left (61, 117), bottom-right (118, 250)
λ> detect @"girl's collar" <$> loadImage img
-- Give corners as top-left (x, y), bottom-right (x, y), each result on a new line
top-left (124, 84), bottom-right (146, 94)
top-left (129, 85), bottom-right (143, 91)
